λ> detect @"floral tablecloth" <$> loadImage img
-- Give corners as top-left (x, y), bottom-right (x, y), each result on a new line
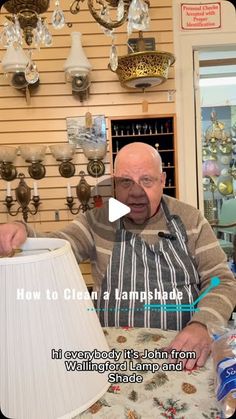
top-left (75, 327), bottom-right (220, 419)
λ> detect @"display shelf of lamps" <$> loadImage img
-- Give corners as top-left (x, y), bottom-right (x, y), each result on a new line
top-left (0, 146), bottom-right (18, 181)
top-left (4, 173), bottom-right (41, 223)
top-left (19, 144), bottom-right (47, 179)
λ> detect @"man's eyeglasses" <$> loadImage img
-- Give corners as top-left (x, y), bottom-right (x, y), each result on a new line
top-left (115, 176), bottom-right (160, 189)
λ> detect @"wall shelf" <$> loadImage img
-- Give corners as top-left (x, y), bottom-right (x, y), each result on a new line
top-left (108, 115), bottom-right (178, 198)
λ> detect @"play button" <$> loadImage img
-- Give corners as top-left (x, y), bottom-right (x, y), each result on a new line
top-left (108, 197), bottom-right (131, 222)
top-left (80, 176), bottom-right (151, 243)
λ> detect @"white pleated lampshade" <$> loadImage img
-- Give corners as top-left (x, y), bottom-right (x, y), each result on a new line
top-left (0, 238), bottom-right (109, 419)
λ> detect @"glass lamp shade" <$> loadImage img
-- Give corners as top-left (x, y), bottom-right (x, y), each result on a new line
top-left (0, 238), bottom-right (110, 419)
top-left (50, 143), bottom-right (76, 161)
top-left (1, 44), bottom-right (28, 73)
top-left (20, 144), bottom-right (47, 162)
top-left (82, 141), bottom-right (107, 160)
top-left (0, 145), bottom-right (18, 162)
top-left (64, 32), bottom-right (92, 81)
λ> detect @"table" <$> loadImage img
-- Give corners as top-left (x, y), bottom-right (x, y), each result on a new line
top-left (74, 327), bottom-right (220, 419)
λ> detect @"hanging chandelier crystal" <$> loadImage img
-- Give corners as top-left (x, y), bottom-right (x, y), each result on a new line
top-left (70, 0), bottom-right (150, 72)
top-left (70, 0), bottom-right (150, 32)
top-left (0, 0), bottom-right (65, 86)
top-left (0, 0), bottom-right (149, 48)
top-left (0, 0), bottom-right (65, 47)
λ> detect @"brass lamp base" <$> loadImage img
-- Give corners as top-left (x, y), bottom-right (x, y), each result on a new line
top-left (87, 160), bottom-right (105, 177)
top-left (4, 173), bottom-right (41, 222)
top-left (1, 162), bottom-right (17, 181)
top-left (28, 162), bottom-right (46, 180)
top-left (59, 161), bottom-right (76, 178)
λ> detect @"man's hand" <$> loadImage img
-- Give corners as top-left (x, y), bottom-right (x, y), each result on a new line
top-left (165, 322), bottom-right (211, 370)
top-left (0, 222), bottom-right (27, 256)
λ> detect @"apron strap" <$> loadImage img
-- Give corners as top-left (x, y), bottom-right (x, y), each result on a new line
top-left (161, 197), bottom-right (188, 243)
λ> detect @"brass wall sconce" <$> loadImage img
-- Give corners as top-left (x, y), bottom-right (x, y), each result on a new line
top-left (0, 1), bottom-right (65, 95)
top-left (19, 145), bottom-right (47, 179)
top-left (50, 144), bottom-right (76, 178)
top-left (0, 146), bottom-right (18, 181)
top-left (66, 171), bottom-right (93, 214)
top-left (1, 45), bottom-right (40, 104)
top-left (82, 141), bottom-right (107, 177)
top-left (4, 173), bottom-right (41, 222)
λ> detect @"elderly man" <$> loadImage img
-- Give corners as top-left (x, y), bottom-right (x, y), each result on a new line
top-left (0, 142), bottom-right (235, 370)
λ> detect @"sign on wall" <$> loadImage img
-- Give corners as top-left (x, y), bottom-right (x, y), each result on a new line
top-left (181, 2), bottom-right (221, 30)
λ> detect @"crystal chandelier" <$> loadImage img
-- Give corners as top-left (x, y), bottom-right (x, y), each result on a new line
top-left (0, 0), bottom-right (65, 86)
top-left (1, 0), bottom-right (149, 47)
top-left (0, 1), bottom-right (65, 47)
top-left (0, 0), bottom-right (150, 85)
top-left (70, 0), bottom-right (150, 72)
top-left (70, 0), bottom-right (150, 32)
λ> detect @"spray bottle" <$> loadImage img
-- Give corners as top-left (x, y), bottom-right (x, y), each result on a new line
top-left (209, 317), bottom-right (236, 418)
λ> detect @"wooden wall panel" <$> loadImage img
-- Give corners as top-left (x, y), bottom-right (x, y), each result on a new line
top-left (0, 0), bottom-right (175, 231)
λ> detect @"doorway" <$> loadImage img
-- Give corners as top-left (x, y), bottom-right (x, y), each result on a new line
top-left (173, 0), bottom-right (236, 208)
top-left (195, 48), bottom-right (236, 221)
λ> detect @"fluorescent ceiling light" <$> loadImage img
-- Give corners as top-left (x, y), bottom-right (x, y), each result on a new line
top-left (199, 77), bottom-right (236, 86)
